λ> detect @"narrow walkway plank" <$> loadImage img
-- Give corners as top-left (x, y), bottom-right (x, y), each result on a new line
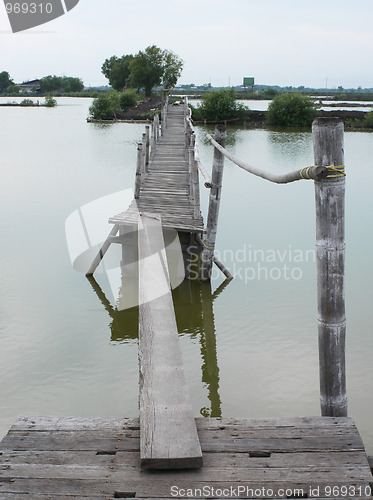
top-left (110, 104), bottom-right (203, 233)
top-left (138, 213), bottom-right (202, 469)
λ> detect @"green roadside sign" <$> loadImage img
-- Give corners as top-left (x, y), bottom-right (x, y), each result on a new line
top-left (243, 77), bottom-right (255, 87)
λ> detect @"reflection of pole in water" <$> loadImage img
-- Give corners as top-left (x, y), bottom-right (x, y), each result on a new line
top-left (86, 275), bottom-right (138, 343)
top-left (199, 280), bottom-right (226, 418)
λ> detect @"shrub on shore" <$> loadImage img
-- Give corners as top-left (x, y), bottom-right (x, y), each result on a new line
top-left (267, 93), bottom-right (318, 127)
top-left (119, 89), bottom-right (138, 110)
top-left (89, 91), bottom-right (121, 120)
top-left (363, 111), bottom-right (373, 128)
top-left (20, 98), bottom-right (35, 107)
top-left (89, 89), bottom-right (142, 119)
top-left (191, 88), bottom-right (251, 122)
top-left (44, 95), bottom-right (57, 107)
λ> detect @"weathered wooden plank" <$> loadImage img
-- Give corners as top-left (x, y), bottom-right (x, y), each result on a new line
top-left (1, 414), bottom-right (372, 499)
top-left (138, 213), bottom-right (202, 470)
top-left (0, 477), bottom-right (139, 498)
top-left (11, 416), bottom-right (139, 431)
top-left (9, 415), bottom-right (363, 436)
top-left (2, 462), bottom-right (372, 483)
top-left (136, 482), bottom-right (373, 499)
top-left (1, 449), bottom-right (369, 470)
top-left (1, 423), bottom-right (364, 454)
top-left (2, 451), bottom-right (370, 481)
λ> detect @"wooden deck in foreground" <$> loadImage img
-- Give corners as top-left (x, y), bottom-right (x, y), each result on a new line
top-left (1, 416), bottom-right (372, 499)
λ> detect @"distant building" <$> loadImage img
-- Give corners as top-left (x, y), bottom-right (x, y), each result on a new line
top-left (18, 79), bottom-right (41, 93)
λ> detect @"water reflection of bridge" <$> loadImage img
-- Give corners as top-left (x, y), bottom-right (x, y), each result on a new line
top-left (87, 274), bottom-right (227, 419)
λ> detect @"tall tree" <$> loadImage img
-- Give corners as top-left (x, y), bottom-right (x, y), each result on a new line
top-left (129, 45), bottom-right (183, 96)
top-left (0, 71), bottom-right (14, 93)
top-left (162, 50), bottom-right (183, 89)
top-left (101, 55), bottom-right (134, 91)
top-left (129, 46), bottom-right (165, 97)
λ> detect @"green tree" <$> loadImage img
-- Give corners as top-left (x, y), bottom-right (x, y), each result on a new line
top-left (40, 75), bottom-right (62, 93)
top-left (5, 84), bottom-right (20, 95)
top-left (101, 55), bottom-right (134, 91)
top-left (44, 95), bottom-right (57, 107)
top-left (363, 111), bottom-right (373, 128)
top-left (40, 75), bottom-right (84, 93)
top-left (162, 50), bottom-right (183, 89)
top-left (129, 46), bottom-right (164, 97)
top-left (119, 89), bottom-right (137, 110)
top-left (0, 71), bottom-right (14, 93)
top-left (266, 93), bottom-right (318, 127)
top-left (61, 77), bottom-right (84, 92)
top-left (194, 88), bottom-right (249, 122)
top-left (129, 45), bottom-right (183, 97)
top-left (89, 91), bottom-right (121, 120)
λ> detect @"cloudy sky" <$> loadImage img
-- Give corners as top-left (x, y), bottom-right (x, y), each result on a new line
top-left (0, 0), bottom-right (372, 88)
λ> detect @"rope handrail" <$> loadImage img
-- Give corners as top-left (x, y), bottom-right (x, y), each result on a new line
top-left (194, 144), bottom-right (212, 188)
top-left (206, 133), bottom-right (330, 184)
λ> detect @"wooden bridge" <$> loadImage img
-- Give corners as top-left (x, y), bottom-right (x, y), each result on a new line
top-left (1, 100), bottom-right (372, 498)
top-left (109, 102), bottom-right (204, 233)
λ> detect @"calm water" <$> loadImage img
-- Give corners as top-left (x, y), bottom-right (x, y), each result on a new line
top-left (1, 98), bottom-right (373, 454)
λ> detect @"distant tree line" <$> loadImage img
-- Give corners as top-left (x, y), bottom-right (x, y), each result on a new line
top-left (40, 76), bottom-right (84, 93)
top-left (0, 70), bottom-right (84, 95)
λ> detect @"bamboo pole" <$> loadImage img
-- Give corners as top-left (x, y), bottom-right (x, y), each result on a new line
top-left (134, 142), bottom-right (143, 199)
top-left (85, 225), bottom-right (120, 277)
top-left (145, 125), bottom-right (150, 170)
top-left (312, 117), bottom-right (347, 417)
top-left (161, 96), bottom-right (168, 135)
top-left (141, 132), bottom-right (146, 172)
top-left (151, 117), bottom-right (156, 154)
top-left (201, 124), bottom-right (227, 281)
top-left (195, 234), bottom-right (232, 280)
top-left (191, 136), bottom-right (201, 220)
top-left (154, 113), bottom-right (160, 143)
top-left (188, 133), bottom-right (196, 207)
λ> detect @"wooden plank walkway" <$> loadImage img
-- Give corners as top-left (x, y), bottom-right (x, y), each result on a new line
top-left (1, 416), bottom-right (372, 499)
top-left (138, 213), bottom-right (202, 469)
top-left (109, 104), bottom-right (204, 233)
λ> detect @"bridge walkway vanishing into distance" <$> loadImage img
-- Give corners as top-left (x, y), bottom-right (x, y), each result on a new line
top-left (109, 101), bottom-right (204, 233)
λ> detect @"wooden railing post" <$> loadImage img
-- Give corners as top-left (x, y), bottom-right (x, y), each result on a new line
top-left (141, 132), bottom-right (147, 173)
top-left (312, 117), bottom-right (347, 417)
top-left (151, 117), bottom-right (156, 154)
top-left (201, 124), bottom-right (226, 281)
top-left (155, 113), bottom-right (160, 143)
top-left (161, 95), bottom-right (168, 135)
top-left (145, 125), bottom-right (150, 170)
top-left (190, 134), bottom-right (200, 220)
top-left (134, 142), bottom-right (143, 199)
top-left (188, 134), bottom-right (197, 214)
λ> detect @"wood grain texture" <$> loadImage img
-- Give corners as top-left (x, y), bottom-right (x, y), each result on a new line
top-left (138, 213), bottom-right (202, 470)
top-left (1, 416), bottom-right (371, 498)
top-left (312, 117), bottom-right (347, 417)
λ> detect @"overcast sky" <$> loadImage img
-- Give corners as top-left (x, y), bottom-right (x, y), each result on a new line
top-left (0, 0), bottom-right (372, 89)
